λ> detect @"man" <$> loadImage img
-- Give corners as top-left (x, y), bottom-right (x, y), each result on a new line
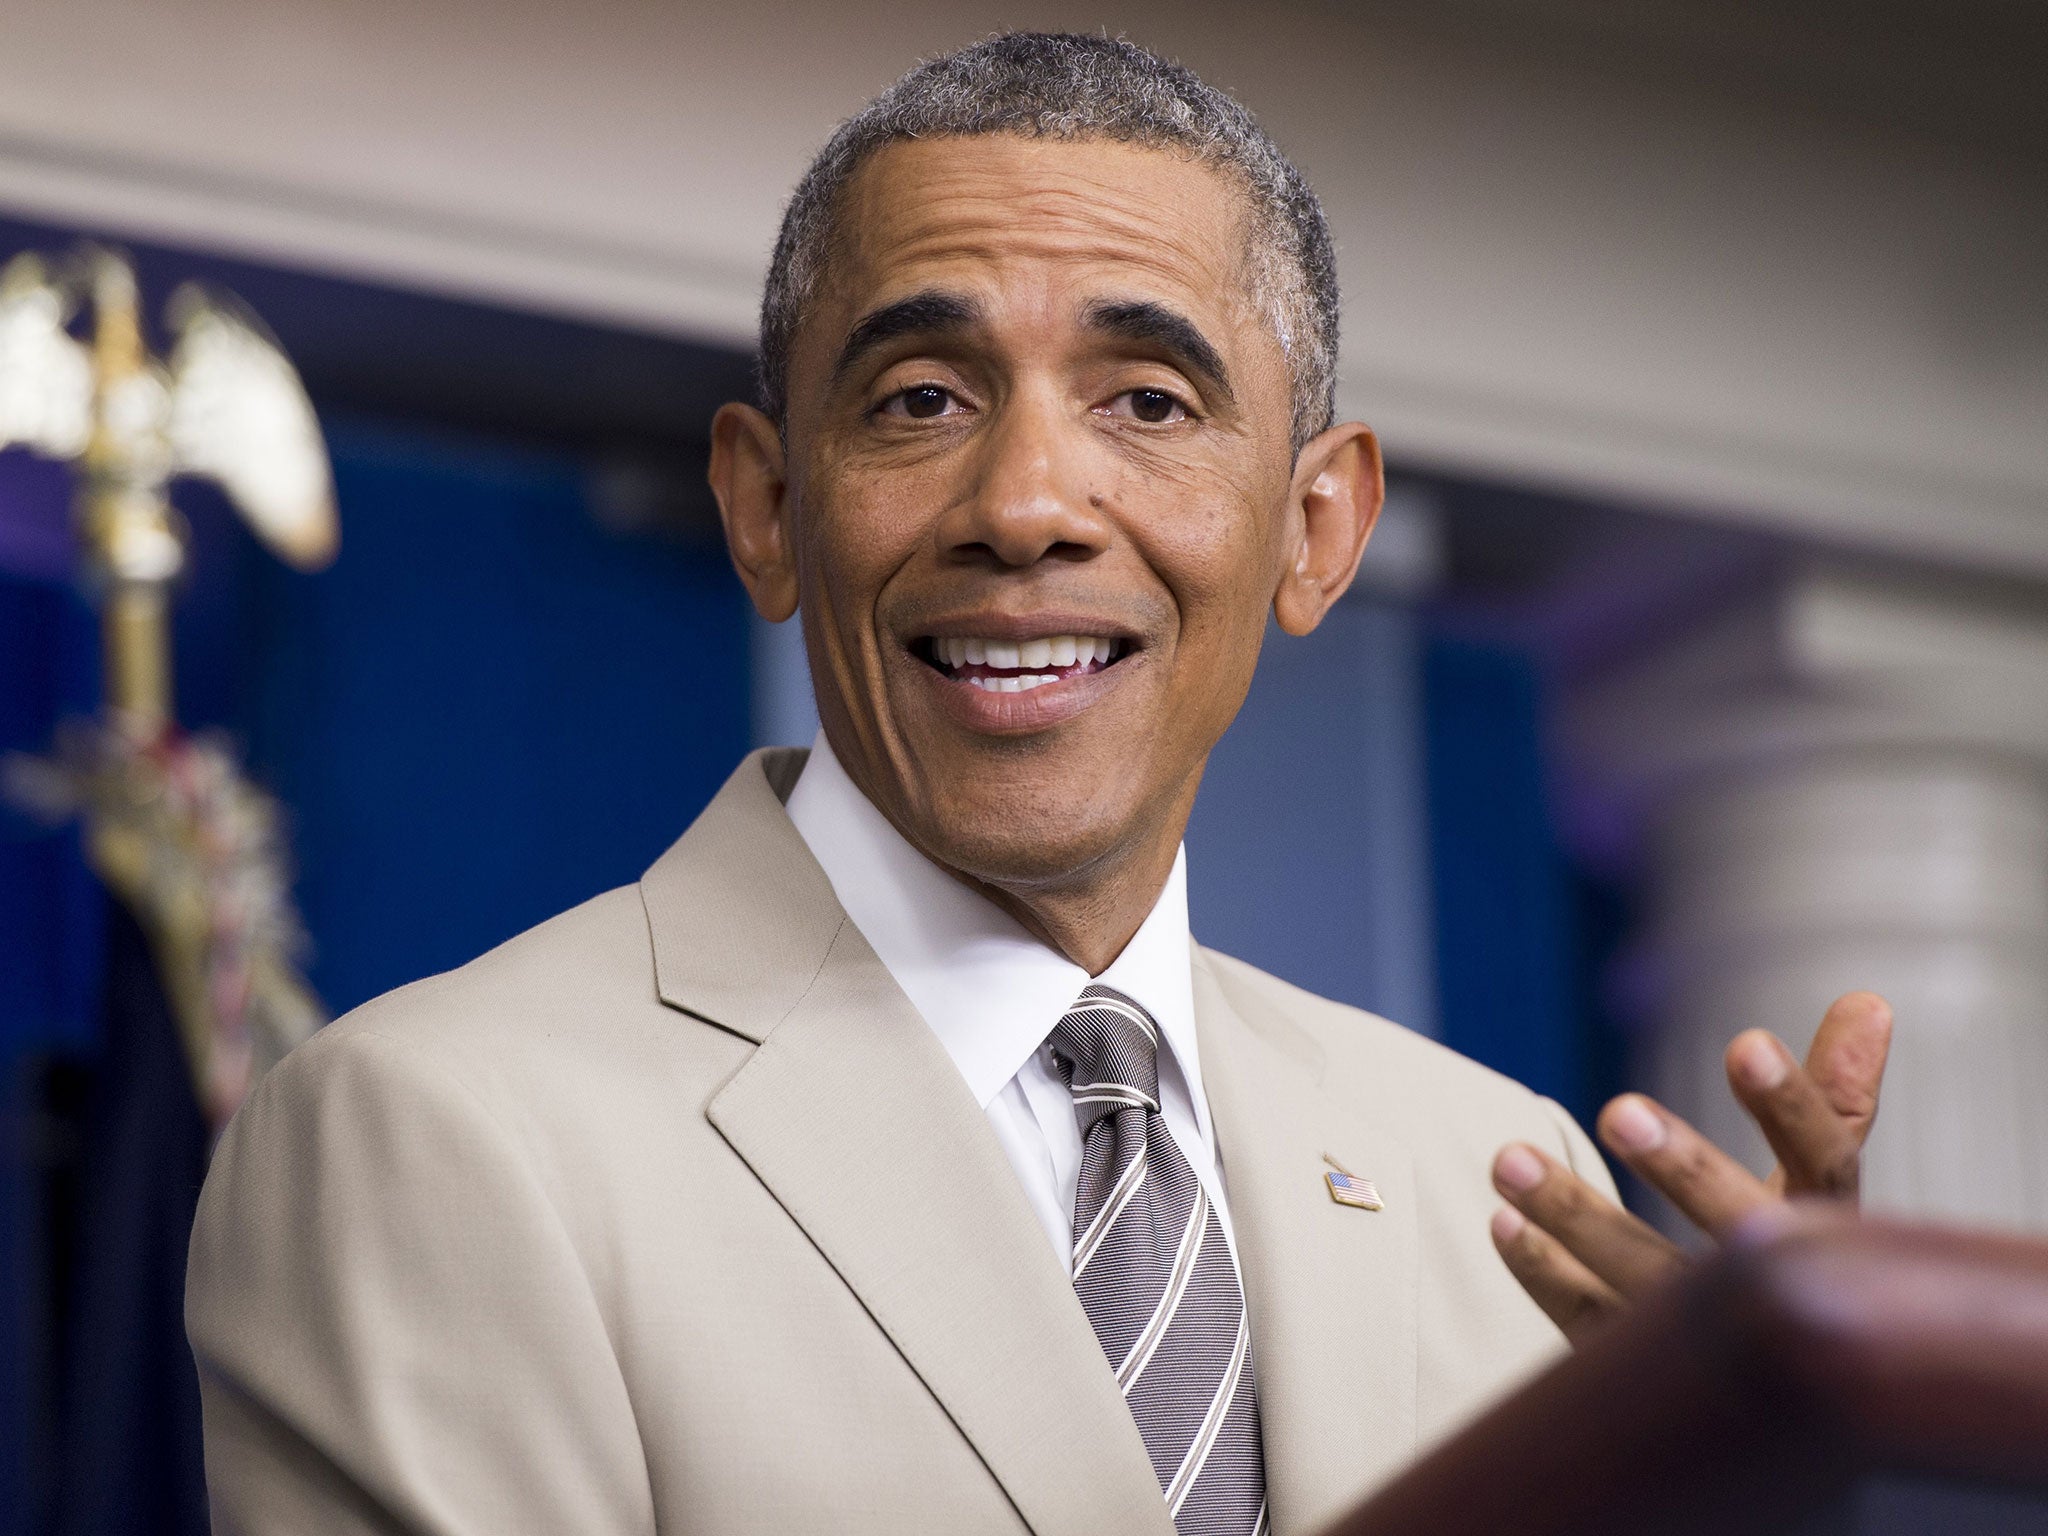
top-left (187, 32), bottom-right (1891, 1536)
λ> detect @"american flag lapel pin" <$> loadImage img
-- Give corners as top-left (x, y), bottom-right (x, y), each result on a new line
top-left (1323, 1152), bottom-right (1383, 1211)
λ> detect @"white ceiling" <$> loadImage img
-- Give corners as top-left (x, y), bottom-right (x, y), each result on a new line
top-left (0, 0), bottom-right (2040, 576)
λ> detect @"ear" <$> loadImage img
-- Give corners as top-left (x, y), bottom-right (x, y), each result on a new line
top-left (1272, 421), bottom-right (1384, 636)
top-left (708, 401), bottom-right (799, 622)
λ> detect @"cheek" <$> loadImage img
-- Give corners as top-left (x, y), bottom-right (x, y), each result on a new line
top-left (1115, 464), bottom-right (1285, 748)
top-left (794, 467), bottom-right (925, 633)
top-left (1119, 460), bottom-right (1282, 651)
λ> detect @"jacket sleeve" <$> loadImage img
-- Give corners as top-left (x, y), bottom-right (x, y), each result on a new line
top-left (185, 1024), bottom-right (655, 1536)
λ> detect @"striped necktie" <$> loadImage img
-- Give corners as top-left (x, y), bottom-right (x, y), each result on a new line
top-left (1049, 984), bottom-right (1268, 1536)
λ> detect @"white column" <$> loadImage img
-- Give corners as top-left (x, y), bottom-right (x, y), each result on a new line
top-left (1566, 562), bottom-right (2048, 1230)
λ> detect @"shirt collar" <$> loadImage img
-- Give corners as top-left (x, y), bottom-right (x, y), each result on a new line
top-left (783, 732), bottom-right (1204, 1120)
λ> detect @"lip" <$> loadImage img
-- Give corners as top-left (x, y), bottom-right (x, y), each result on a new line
top-left (913, 610), bottom-right (1144, 646)
top-left (913, 649), bottom-right (1139, 733)
top-left (896, 610), bottom-right (1146, 735)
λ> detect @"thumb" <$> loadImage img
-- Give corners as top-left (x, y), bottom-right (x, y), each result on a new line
top-left (1804, 991), bottom-right (1892, 1136)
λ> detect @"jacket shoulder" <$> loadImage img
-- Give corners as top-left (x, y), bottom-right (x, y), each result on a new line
top-left (1198, 944), bottom-right (1522, 1096)
top-left (320, 883), bottom-right (653, 1047)
top-left (261, 880), bottom-right (748, 1131)
top-left (1196, 945), bottom-right (1608, 1186)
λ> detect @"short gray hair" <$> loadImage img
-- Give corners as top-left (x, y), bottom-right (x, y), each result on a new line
top-left (758, 32), bottom-right (1339, 452)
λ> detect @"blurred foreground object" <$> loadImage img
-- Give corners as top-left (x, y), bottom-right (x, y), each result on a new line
top-left (1327, 1213), bottom-right (2048, 1536)
top-left (0, 246), bottom-right (334, 1128)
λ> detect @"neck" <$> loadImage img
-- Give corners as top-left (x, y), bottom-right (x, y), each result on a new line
top-left (957, 790), bottom-right (1194, 977)
top-left (808, 725), bottom-right (1200, 976)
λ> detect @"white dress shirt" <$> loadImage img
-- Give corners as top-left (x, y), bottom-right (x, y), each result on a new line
top-left (784, 733), bottom-right (1237, 1274)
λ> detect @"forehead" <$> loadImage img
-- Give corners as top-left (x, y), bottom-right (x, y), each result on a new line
top-left (824, 134), bottom-right (1263, 333)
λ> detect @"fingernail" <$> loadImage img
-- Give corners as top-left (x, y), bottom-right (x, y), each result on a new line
top-left (1737, 1035), bottom-right (1792, 1092)
top-left (1491, 1205), bottom-right (1526, 1243)
top-left (1495, 1144), bottom-right (1545, 1194)
top-left (1606, 1096), bottom-right (1667, 1154)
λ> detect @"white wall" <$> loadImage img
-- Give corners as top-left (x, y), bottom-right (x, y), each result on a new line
top-left (2, 0), bottom-right (2042, 573)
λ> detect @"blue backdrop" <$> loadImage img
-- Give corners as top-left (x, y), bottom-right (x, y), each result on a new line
top-left (0, 417), bottom-right (753, 1536)
top-left (236, 421), bottom-right (751, 1015)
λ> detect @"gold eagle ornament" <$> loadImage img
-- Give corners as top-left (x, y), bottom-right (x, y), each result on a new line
top-left (1, 246), bottom-right (337, 1128)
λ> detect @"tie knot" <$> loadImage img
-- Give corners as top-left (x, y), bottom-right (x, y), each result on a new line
top-left (1049, 985), bottom-right (1162, 1115)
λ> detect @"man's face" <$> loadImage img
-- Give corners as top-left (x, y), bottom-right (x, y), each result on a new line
top-left (778, 135), bottom-right (1309, 895)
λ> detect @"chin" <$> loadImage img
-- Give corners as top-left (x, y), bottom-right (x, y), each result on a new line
top-left (913, 778), bottom-right (1139, 890)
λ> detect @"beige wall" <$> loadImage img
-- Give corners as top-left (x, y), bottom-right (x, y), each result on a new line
top-left (3, 0), bottom-right (2042, 572)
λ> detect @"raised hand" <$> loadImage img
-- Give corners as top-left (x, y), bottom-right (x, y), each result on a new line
top-left (1487, 991), bottom-right (1893, 1342)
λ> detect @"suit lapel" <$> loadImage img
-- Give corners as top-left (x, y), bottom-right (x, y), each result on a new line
top-left (643, 753), bottom-right (1174, 1536)
top-left (1194, 950), bottom-right (1418, 1536)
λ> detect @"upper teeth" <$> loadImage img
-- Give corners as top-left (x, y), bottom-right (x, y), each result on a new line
top-left (934, 635), bottom-right (1118, 670)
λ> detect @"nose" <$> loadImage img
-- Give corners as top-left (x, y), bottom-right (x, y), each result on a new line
top-left (937, 388), bottom-right (1111, 568)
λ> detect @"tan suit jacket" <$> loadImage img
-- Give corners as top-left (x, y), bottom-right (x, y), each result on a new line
top-left (188, 748), bottom-right (1616, 1536)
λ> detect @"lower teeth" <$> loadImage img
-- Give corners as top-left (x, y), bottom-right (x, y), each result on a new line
top-left (968, 673), bottom-right (1062, 693)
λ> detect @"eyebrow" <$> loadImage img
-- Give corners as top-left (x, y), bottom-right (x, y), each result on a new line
top-left (831, 290), bottom-right (984, 385)
top-left (826, 289), bottom-right (1237, 407)
top-left (1081, 299), bottom-right (1235, 406)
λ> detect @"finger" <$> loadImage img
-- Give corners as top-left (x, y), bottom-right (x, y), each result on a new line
top-left (1492, 1143), bottom-right (1685, 1296)
top-left (1596, 1094), bottom-right (1775, 1237)
top-left (1804, 991), bottom-right (1892, 1135)
top-left (1490, 1203), bottom-right (1625, 1344)
top-left (1724, 1031), bottom-right (1862, 1200)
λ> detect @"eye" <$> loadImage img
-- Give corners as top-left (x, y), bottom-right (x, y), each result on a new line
top-left (1106, 388), bottom-right (1189, 425)
top-left (879, 384), bottom-right (965, 420)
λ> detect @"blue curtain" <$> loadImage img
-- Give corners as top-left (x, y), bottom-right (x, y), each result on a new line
top-left (234, 420), bottom-right (751, 1014)
top-left (0, 416), bottom-right (752, 1535)
top-left (1423, 636), bottom-right (1600, 1123)
top-left (0, 542), bottom-right (104, 1533)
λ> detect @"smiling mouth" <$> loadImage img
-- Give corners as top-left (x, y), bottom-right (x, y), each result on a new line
top-left (917, 633), bottom-right (1132, 693)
